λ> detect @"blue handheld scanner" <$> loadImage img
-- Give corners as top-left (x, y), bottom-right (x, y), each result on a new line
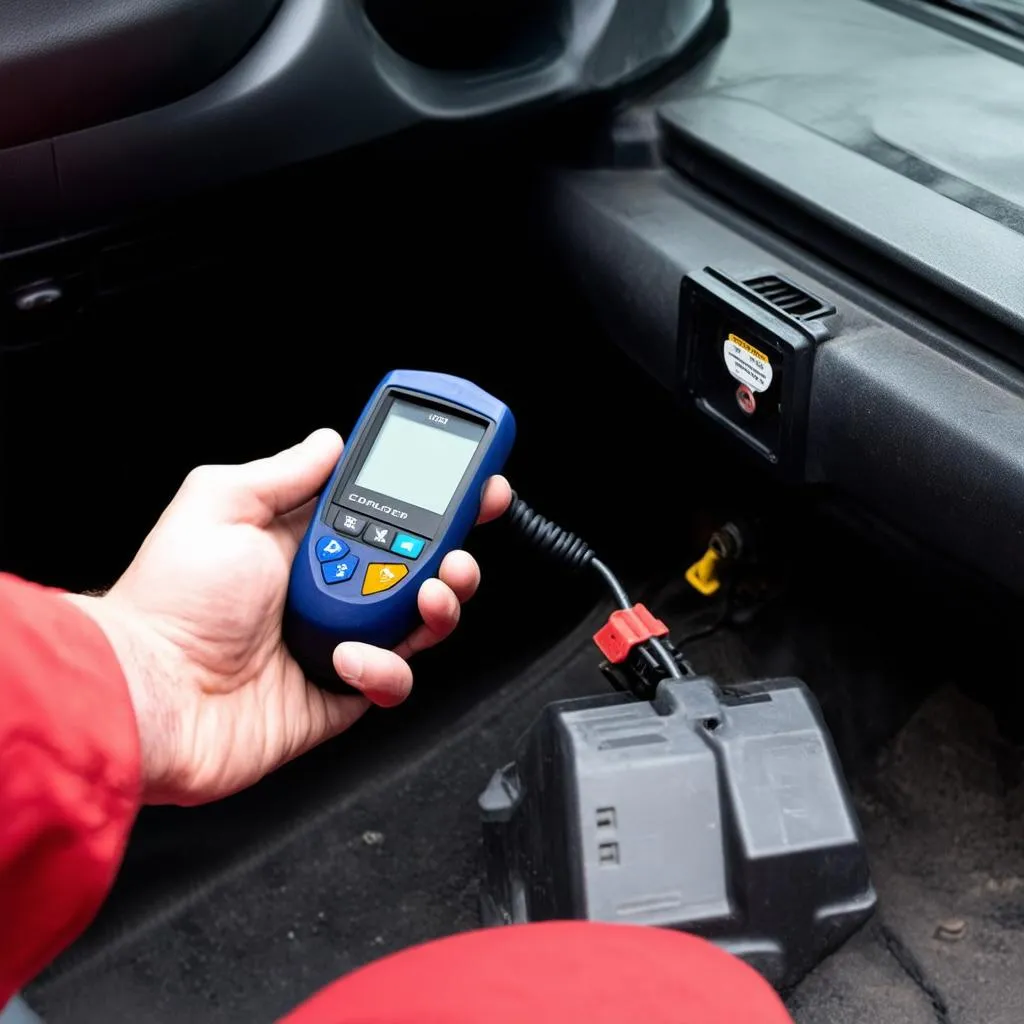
top-left (285, 370), bottom-right (516, 689)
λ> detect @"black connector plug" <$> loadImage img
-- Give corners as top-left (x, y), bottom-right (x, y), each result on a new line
top-left (599, 637), bottom-right (693, 701)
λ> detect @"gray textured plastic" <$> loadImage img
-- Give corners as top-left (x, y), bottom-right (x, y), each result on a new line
top-left (546, 166), bottom-right (1024, 594)
top-left (662, 97), bottom-right (1024, 334)
top-left (38, 0), bottom-right (719, 235)
top-left (544, 0), bottom-right (1024, 594)
top-left (0, 0), bottom-right (282, 149)
top-left (479, 677), bottom-right (876, 990)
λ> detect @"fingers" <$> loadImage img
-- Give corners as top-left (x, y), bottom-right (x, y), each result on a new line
top-left (239, 429), bottom-right (343, 520)
top-left (332, 551), bottom-right (480, 704)
top-left (387, 482), bottom-right (500, 660)
top-left (392, 552), bottom-right (477, 660)
top-left (478, 475), bottom-right (512, 525)
top-left (325, 483), bottom-right (500, 691)
top-left (305, 681), bottom-right (371, 744)
top-left (436, 549), bottom-right (481, 604)
top-left (333, 641), bottom-right (413, 708)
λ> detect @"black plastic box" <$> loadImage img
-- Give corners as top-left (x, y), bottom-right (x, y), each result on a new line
top-left (479, 676), bottom-right (876, 990)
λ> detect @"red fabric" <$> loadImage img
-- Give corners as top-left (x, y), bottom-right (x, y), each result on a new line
top-left (281, 921), bottom-right (794, 1024)
top-left (0, 574), bottom-right (140, 1005)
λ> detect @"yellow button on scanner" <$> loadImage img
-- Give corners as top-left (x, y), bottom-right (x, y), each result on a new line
top-left (362, 562), bottom-right (410, 596)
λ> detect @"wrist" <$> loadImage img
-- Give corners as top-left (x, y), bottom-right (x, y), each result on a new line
top-left (64, 593), bottom-right (184, 803)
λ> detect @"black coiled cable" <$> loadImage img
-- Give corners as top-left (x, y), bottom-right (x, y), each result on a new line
top-left (507, 494), bottom-right (682, 680)
top-left (507, 494), bottom-right (594, 569)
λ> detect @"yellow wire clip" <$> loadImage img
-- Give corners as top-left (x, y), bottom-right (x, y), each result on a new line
top-left (685, 547), bottom-right (723, 597)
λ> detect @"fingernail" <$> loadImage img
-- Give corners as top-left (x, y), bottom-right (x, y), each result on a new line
top-left (335, 645), bottom-right (363, 685)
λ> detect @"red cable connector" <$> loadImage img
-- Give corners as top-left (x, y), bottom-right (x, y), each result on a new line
top-left (593, 604), bottom-right (670, 664)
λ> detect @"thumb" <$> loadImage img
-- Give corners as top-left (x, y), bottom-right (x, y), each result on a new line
top-left (240, 428), bottom-right (344, 518)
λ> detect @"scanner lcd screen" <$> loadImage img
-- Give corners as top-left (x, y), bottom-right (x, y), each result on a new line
top-left (354, 399), bottom-right (485, 515)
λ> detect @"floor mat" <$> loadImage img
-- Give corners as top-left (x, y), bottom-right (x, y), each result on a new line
top-left (791, 687), bottom-right (1024, 1024)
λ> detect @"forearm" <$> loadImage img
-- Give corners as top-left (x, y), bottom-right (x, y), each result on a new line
top-left (0, 575), bottom-right (141, 1003)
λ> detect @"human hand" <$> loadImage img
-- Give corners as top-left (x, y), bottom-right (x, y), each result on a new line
top-left (69, 429), bottom-right (510, 806)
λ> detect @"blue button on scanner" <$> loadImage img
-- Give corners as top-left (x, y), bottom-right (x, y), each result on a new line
top-left (321, 555), bottom-right (360, 584)
top-left (390, 532), bottom-right (426, 560)
top-left (316, 536), bottom-right (350, 562)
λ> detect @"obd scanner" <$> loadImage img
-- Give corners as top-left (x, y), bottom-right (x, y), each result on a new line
top-left (286, 370), bottom-right (515, 689)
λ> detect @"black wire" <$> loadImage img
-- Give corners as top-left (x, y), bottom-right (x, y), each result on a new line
top-left (508, 495), bottom-right (683, 680)
top-left (590, 558), bottom-right (631, 611)
top-left (643, 636), bottom-right (684, 681)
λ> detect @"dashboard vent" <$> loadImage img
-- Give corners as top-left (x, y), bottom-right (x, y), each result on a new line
top-left (742, 274), bottom-right (834, 321)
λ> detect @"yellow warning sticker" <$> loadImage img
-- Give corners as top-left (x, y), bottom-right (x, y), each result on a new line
top-left (723, 333), bottom-right (773, 393)
top-left (727, 334), bottom-right (769, 362)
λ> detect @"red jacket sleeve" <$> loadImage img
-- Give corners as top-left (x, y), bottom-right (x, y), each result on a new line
top-left (0, 574), bottom-right (141, 1004)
